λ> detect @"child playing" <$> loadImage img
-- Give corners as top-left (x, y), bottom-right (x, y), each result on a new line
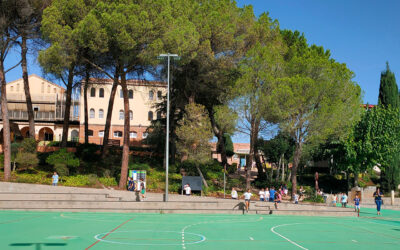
top-left (354, 194), bottom-right (360, 216)
top-left (52, 172), bottom-right (59, 186)
top-left (259, 188), bottom-right (265, 201)
top-left (231, 188), bottom-right (238, 199)
top-left (264, 188), bottom-right (270, 202)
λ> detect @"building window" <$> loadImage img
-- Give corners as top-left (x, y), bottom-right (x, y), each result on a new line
top-left (47, 85), bottom-right (50, 93)
top-left (129, 131), bottom-right (137, 139)
top-left (142, 132), bottom-right (148, 139)
top-left (99, 88), bottom-right (104, 98)
top-left (157, 111), bottom-right (161, 120)
top-left (114, 131), bottom-right (122, 138)
top-left (53, 88), bottom-right (56, 93)
top-left (90, 88), bottom-right (96, 97)
top-left (99, 131), bottom-right (104, 137)
top-left (120, 89), bottom-right (123, 98)
top-left (157, 91), bottom-right (162, 100)
top-left (99, 109), bottom-right (104, 119)
top-left (88, 130), bottom-right (94, 136)
top-left (129, 90), bottom-right (133, 99)
top-left (149, 90), bottom-right (154, 100)
top-left (41, 82), bottom-right (44, 93)
top-left (119, 110), bottom-right (124, 120)
top-left (148, 111), bottom-right (153, 121)
top-left (90, 108), bottom-right (95, 118)
top-left (129, 110), bottom-right (133, 120)
top-left (10, 86), bottom-right (14, 92)
top-left (16, 84), bottom-right (20, 92)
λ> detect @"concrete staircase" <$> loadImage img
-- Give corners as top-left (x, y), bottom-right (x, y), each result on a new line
top-left (0, 182), bottom-right (357, 216)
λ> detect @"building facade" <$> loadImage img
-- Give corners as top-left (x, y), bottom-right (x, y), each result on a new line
top-left (0, 74), bottom-right (80, 142)
top-left (79, 78), bottom-right (166, 145)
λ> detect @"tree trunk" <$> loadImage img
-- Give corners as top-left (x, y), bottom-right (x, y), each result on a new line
top-left (281, 154), bottom-right (285, 182)
top-left (246, 118), bottom-right (259, 189)
top-left (118, 72), bottom-right (130, 189)
top-left (0, 61), bottom-right (11, 181)
top-left (102, 69), bottom-right (119, 154)
top-left (208, 108), bottom-right (228, 169)
top-left (61, 65), bottom-right (74, 148)
top-left (276, 155), bottom-right (282, 182)
top-left (354, 171), bottom-right (359, 187)
top-left (83, 68), bottom-right (89, 144)
top-left (21, 35), bottom-right (35, 139)
top-left (196, 164), bottom-right (208, 188)
top-left (291, 141), bottom-right (302, 196)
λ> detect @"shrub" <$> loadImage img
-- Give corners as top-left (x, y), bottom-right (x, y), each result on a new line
top-left (15, 152), bottom-right (39, 170)
top-left (98, 177), bottom-right (117, 186)
top-left (76, 143), bottom-right (100, 162)
top-left (20, 138), bottom-right (37, 153)
top-left (46, 149), bottom-right (79, 169)
top-left (63, 175), bottom-right (92, 187)
top-left (227, 163), bottom-right (237, 174)
top-left (54, 163), bottom-right (69, 177)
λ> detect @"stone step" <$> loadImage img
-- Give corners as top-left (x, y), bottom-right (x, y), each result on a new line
top-left (0, 193), bottom-right (121, 201)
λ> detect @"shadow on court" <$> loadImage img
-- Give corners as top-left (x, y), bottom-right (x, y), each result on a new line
top-left (9, 243), bottom-right (67, 250)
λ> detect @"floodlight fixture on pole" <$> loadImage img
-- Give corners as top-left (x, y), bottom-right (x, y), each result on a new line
top-left (159, 53), bottom-right (179, 202)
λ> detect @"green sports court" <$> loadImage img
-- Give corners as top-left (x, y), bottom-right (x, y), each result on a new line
top-left (1, 207), bottom-right (400, 250)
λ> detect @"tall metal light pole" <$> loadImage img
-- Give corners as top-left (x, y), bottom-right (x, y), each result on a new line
top-left (159, 53), bottom-right (179, 202)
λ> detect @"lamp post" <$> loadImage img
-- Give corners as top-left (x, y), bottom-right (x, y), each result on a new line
top-left (159, 53), bottom-right (179, 202)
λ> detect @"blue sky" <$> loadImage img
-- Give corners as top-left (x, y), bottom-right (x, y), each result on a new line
top-left (4, 0), bottom-right (400, 143)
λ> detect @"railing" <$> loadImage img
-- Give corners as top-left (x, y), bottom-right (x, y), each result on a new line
top-left (6, 93), bottom-right (80, 104)
top-left (0, 110), bottom-right (79, 121)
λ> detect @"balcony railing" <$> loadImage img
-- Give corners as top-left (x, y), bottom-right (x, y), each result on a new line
top-left (6, 93), bottom-right (80, 104)
top-left (0, 110), bottom-right (79, 121)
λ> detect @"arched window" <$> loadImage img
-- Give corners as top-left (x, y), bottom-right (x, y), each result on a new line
top-left (129, 131), bottom-right (137, 139)
top-left (157, 91), bottom-right (162, 100)
top-left (149, 90), bottom-right (154, 100)
top-left (16, 83), bottom-right (20, 92)
top-left (10, 86), bottom-right (14, 92)
top-left (90, 108), bottom-right (95, 118)
top-left (129, 110), bottom-right (133, 120)
top-left (90, 88), bottom-right (96, 97)
top-left (99, 130), bottom-right (104, 137)
top-left (157, 111), bottom-right (162, 120)
top-left (99, 109), bottom-right (104, 119)
top-left (129, 90), bottom-right (133, 99)
top-left (113, 131), bottom-right (122, 138)
top-left (99, 88), bottom-right (104, 98)
top-left (119, 110), bottom-right (124, 120)
top-left (142, 132), bottom-right (148, 139)
top-left (148, 111), bottom-right (153, 121)
top-left (53, 88), bottom-right (56, 93)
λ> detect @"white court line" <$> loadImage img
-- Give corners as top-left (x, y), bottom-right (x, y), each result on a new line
top-left (270, 223), bottom-right (308, 250)
top-left (249, 237), bottom-right (254, 241)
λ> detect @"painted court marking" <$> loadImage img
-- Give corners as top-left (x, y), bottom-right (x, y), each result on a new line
top-left (270, 223), bottom-right (308, 250)
top-left (86, 217), bottom-right (134, 249)
top-left (93, 230), bottom-right (206, 246)
top-left (249, 237), bottom-right (254, 241)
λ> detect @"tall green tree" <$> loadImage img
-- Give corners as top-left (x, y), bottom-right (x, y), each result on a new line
top-left (378, 62), bottom-right (399, 109)
top-left (176, 103), bottom-right (213, 188)
top-left (273, 31), bottom-right (362, 195)
top-left (1, 0), bottom-right (21, 181)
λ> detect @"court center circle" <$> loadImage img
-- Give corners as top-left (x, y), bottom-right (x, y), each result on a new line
top-left (94, 230), bottom-right (206, 246)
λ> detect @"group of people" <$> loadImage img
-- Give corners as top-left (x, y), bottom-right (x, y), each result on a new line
top-left (127, 177), bottom-right (146, 199)
top-left (231, 187), bottom-right (288, 212)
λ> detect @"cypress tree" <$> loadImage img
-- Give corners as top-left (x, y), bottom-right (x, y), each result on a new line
top-left (378, 62), bottom-right (399, 109)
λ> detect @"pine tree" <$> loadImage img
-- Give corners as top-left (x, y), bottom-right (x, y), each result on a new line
top-left (378, 62), bottom-right (399, 109)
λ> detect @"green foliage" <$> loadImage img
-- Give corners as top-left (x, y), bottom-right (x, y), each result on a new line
top-left (54, 163), bottom-right (69, 177)
top-left (304, 194), bottom-right (325, 203)
top-left (378, 62), bottom-right (399, 109)
top-left (63, 175), bottom-right (96, 187)
top-left (214, 105), bottom-right (238, 135)
top-left (76, 143), bottom-right (100, 162)
top-left (15, 152), bottom-right (39, 170)
top-left (176, 103), bottom-right (213, 165)
top-left (46, 149), bottom-right (80, 168)
top-left (15, 171), bottom-right (51, 185)
top-left (20, 138), bottom-right (37, 153)
top-left (261, 131), bottom-right (295, 164)
top-left (98, 177), bottom-right (117, 187)
top-left (224, 134), bottom-right (234, 157)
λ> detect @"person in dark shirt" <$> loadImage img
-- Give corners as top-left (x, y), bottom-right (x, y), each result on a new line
top-left (373, 188), bottom-right (384, 215)
top-left (354, 194), bottom-right (360, 216)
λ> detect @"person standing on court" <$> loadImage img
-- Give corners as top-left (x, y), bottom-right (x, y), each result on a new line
top-left (341, 193), bottom-right (348, 208)
top-left (52, 172), bottom-right (59, 186)
top-left (373, 187), bottom-right (384, 215)
top-left (269, 187), bottom-right (275, 202)
top-left (244, 189), bottom-right (252, 212)
top-left (259, 188), bottom-right (265, 201)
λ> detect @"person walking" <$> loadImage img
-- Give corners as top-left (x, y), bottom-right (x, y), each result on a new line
top-left (52, 172), bottom-right (59, 186)
top-left (244, 189), bottom-right (253, 212)
top-left (354, 194), bottom-right (361, 216)
top-left (373, 187), bottom-right (384, 215)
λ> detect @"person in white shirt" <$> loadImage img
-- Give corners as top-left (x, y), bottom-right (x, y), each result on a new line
top-left (244, 189), bottom-right (253, 212)
top-left (184, 184), bottom-right (191, 196)
top-left (294, 193), bottom-right (299, 204)
top-left (231, 188), bottom-right (238, 199)
top-left (264, 188), bottom-right (270, 202)
top-left (259, 188), bottom-right (265, 201)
